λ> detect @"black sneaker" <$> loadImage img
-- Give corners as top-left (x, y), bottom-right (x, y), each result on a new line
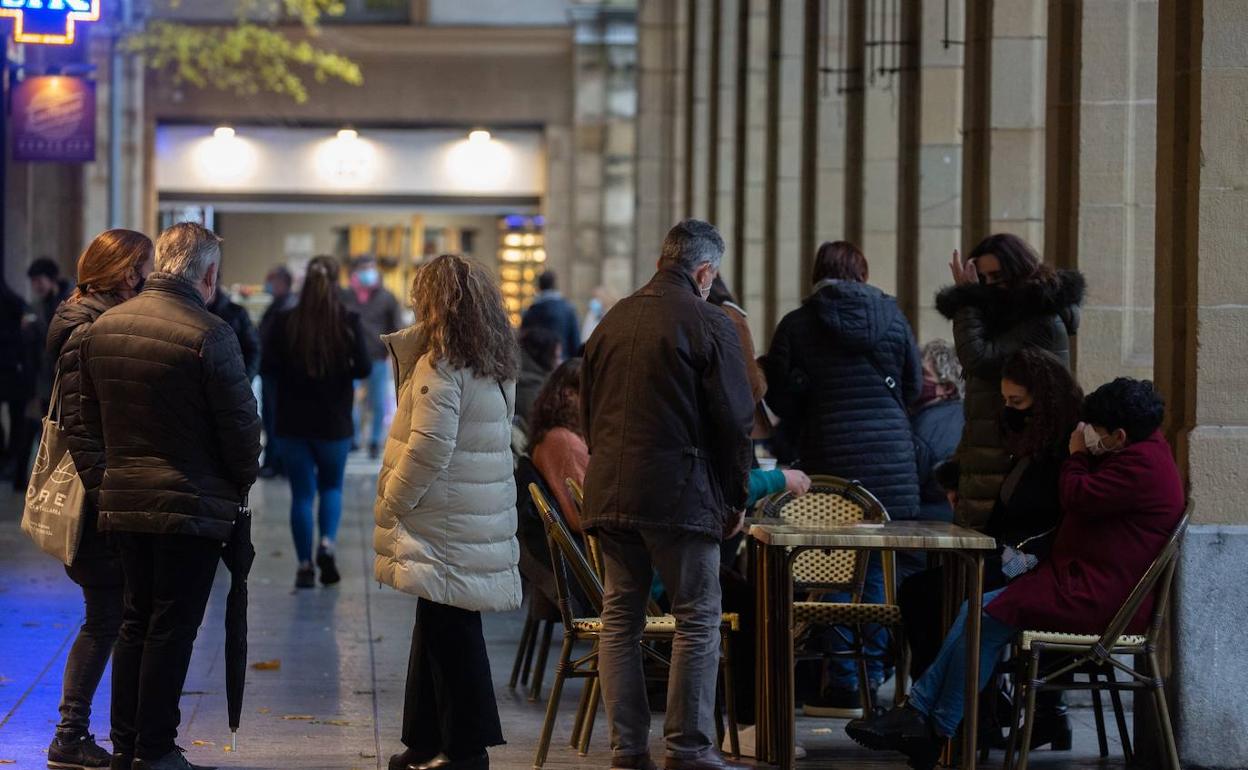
top-left (387, 748), bottom-right (443, 770)
top-left (47, 733), bottom-right (112, 769)
top-left (316, 547), bottom-right (341, 586)
top-left (846, 702), bottom-right (940, 769)
top-left (132, 747), bottom-right (215, 770)
top-left (803, 686), bottom-right (869, 718)
top-left (295, 565), bottom-right (316, 589)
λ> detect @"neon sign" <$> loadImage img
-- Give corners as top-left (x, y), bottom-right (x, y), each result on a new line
top-left (0, 0), bottom-right (101, 46)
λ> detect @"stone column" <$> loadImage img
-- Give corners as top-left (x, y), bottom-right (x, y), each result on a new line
top-left (915, 0), bottom-right (964, 343)
top-left (634, 0), bottom-right (680, 286)
top-left (861, 0), bottom-right (901, 295)
top-left (1157, 0), bottom-right (1248, 765)
top-left (988, 0), bottom-right (1046, 250)
top-left (1074, 0), bottom-right (1157, 389)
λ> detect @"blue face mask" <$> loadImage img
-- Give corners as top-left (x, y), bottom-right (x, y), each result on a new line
top-left (357, 268), bottom-right (380, 288)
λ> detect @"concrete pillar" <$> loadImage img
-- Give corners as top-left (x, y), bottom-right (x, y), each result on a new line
top-left (1157, 0), bottom-right (1248, 764)
top-left (1074, 0), bottom-right (1157, 390)
top-left (634, 0), bottom-right (680, 285)
top-left (988, 0), bottom-right (1046, 250)
top-left (916, 0), bottom-right (964, 343)
top-left (815, 0), bottom-right (846, 261)
top-left (740, 0), bottom-right (769, 337)
top-left (774, 0), bottom-right (805, 322)
top-left (861, 0), bottom-right (900, 296)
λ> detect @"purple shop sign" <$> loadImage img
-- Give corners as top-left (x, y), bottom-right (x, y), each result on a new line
top-left (13, 76), bottom-right (96, 163)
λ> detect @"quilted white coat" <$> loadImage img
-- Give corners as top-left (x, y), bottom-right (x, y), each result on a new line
top-left (373, 327), bottom-right (522, 612)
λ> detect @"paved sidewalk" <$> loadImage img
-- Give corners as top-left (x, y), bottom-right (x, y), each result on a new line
top-left (1, 472), bottom-right (1129, 769)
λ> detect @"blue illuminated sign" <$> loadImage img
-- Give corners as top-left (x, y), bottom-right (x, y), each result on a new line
top-left (0, 0), bottom-right (101, 46)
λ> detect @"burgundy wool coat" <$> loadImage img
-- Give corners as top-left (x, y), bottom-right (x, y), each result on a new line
top-left (985, 430), bottom-right (1184, 634)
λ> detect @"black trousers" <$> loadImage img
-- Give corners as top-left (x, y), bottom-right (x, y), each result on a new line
top-left (58, 535), bottom-right (124, 738)
top-left (401, 598), bottom-right (505, 760)
top-left (111, 533), bottom-right (221, 760)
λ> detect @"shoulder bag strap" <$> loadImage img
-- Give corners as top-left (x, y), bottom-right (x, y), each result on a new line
top-left (865, 347), bottom-right (906, 411)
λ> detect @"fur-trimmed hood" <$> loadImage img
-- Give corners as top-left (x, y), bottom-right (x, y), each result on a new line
top-left (935, 269), bottom-right (1086, 335)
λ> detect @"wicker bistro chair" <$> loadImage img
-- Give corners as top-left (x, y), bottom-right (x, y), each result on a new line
top-left (758, 475), bottom-right (908, 714)
top-left (1002, 509), bottom-right (1191, 770)
top-left (528, 483), bottom-right (741, 768)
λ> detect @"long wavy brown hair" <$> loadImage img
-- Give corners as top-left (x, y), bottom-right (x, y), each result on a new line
top-left (1000, 347), bottom-right (1083, 457)
top-left (527, 358), bottom-right (583, 450)
top-left (69, 229), bottom-right (154, 303)
top-left (409, 254), bottom-right (519, 382)
top-left (287, 255), bottom-right (352, 378)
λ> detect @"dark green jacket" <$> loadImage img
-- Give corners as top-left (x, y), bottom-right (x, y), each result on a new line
top-left (934, 269), bottom-right (1085, 529)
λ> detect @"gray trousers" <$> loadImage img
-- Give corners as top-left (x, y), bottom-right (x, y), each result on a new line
top-left (597, 527), bottom-right (722, 761)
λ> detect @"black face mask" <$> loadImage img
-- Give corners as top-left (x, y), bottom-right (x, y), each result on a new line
top-left (1002, 405), bottom-right (1033, 433)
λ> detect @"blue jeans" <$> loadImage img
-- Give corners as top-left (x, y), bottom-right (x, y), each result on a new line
top-left (824, 553), bottom-right (890, 689)
top-left (282, 437), bottom-right (352, 564)
top-left (909, 588), bottom-right (1015, 736)
top-left (354, 359), bottom-right (391, 448)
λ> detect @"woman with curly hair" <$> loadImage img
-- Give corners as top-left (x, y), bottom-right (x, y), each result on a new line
top-left (374, 254), bottom-right (521, 770)
top-left (527, 357), bottom-right (587, 530)
top-left (898, 347), bottom-right (1083, 751)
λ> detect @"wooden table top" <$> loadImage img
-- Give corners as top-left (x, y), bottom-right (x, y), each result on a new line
top-left (748, 518), bottom-right (997, 551)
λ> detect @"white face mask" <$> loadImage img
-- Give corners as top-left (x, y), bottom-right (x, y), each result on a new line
top-left (1084, 424), bottom-right (1113, 456)
top-left (699, 281), bottom-right (712, 301)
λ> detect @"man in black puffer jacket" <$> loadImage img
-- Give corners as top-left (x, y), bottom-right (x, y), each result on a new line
top-left (77, 222), bottom-right (261, 770)
top-left (764, 240), bottom-right (922, 717)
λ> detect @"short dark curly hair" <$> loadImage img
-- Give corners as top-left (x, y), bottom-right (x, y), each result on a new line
top-left (1082, 378), bottom-right (1166, 442)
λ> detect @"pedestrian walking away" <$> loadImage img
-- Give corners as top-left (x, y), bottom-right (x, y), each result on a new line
top-left (342, 255), bottom-right (401, 459)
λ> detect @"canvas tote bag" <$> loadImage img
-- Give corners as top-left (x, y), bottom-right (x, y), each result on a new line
top-left (21, 373), bottom-right (87, 565)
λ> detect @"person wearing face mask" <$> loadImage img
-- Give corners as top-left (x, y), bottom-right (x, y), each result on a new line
top-left (936, 234), bottom-right (1085, 530)
top-left (342, 255), bottom-right (401, 459)
top-left (847, 377), bottom-right (1182, 770)
top-left (76, 222), bottom-right (261, 770)
top-left (581, 219), bottom-right (755, 770)
top-left (42, 230), bottom-right (155, 770)
top-left (763, 240), bottom-right (923, 718)
top-left (898, 347), bottom-right (1082, 750)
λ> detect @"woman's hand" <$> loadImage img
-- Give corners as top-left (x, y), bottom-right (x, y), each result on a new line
top-left (1069, 421), bottom-right (1089, 455)
top-left (949, 249), bottom-right (980, 286)
top-left (783, 469), bottom-right (812, 496)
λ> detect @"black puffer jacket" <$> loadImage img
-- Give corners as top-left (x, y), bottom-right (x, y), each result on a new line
top-left (581, 268), bottom-right (755, 538)
top-left (76, 274), bottom-right (262, 541)
top-left (46, 292), bottom-right (125, 546)
top-left (764, 280), bottom-right (922, 519)
top-left (934, 270), bottom-right (1085, 529)
top-left (209, 290), bottom-right (261, 381)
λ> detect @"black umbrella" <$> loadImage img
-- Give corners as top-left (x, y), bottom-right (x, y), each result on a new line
top-left (222, 501), bottom-right (255, 752)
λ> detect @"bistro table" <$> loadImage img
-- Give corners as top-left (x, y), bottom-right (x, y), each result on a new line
top-left (749, 519), bottom-right (997, 769)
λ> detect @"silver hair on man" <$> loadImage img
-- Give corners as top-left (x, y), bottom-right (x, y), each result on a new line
top-left (660, 219), bottom-right (725, 273)
top-left (155, 222), bottom-right (223, 284)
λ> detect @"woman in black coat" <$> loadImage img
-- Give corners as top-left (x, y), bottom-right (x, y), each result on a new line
top-left (763, 240), bottom-right (922, 714)
top-left (899, 347), bottom-right (1083, 749)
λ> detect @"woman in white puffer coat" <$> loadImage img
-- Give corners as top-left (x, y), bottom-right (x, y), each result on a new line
top-left (374, 253), bottom-right (521, 770)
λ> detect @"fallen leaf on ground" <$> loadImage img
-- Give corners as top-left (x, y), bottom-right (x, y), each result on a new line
top-left (223, 746), bottom-right (233, 753)
top-left (811, 727), bottom-right (833, 735)
top-left (359, 752), bottom-right (377, 759)
top-left (318, 719), bottom-right (351, 726)
top-left (191, 740), bottom-right (214, 746)
top-left (0, 760), bottom-right (16, 764)
top-left (257, 707), bottom-right (271, 714)
top-left (282, 714), bottom-right (315, 720)
top-left (250, 659), bottom-right (281, 671)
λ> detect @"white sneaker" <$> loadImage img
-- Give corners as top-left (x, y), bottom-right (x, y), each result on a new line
top-left (721, 725), bottom-right (806, 760)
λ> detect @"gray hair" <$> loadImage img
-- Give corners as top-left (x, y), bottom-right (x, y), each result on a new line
top-left (155, 222), bottom-right (223, 284)
top-left (922, 338), bottom-right (965, 399)
top-left (659, 219), bottom-right (724, 273)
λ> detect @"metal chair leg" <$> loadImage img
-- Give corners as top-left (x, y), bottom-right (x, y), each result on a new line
top-left (1002, 653), bottom-right (1026, 770)
top-left (1015, 650), bottom-right (1042, 770)
top-left (569, 679), bottom-right (591, 749)
top-left (1106, 667), bottom-right (1134, 763)
top-left (1090, 672), bottom-right (1110, 758)
top-left (528, 620), bottom-right (556, 703)
top-left (509, 609), bottom-right (536, 689)
top-left (520, 614), bottom-right (541, 687)
top-left (577, 677), bottom-right (601, 756)
top-left (533, 635), bottom-right (574, 770)
top-left (721, 631), bottom-right (740, 758)
top-left (1148, 651), bottom-right (1182, 770)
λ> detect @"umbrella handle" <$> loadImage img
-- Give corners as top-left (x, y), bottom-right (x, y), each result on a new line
top-left (231, 731), bottom-right (238, 752)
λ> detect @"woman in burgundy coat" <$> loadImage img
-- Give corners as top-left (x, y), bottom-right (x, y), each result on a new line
top-left (846, 378), bottom-right (1184, 770)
